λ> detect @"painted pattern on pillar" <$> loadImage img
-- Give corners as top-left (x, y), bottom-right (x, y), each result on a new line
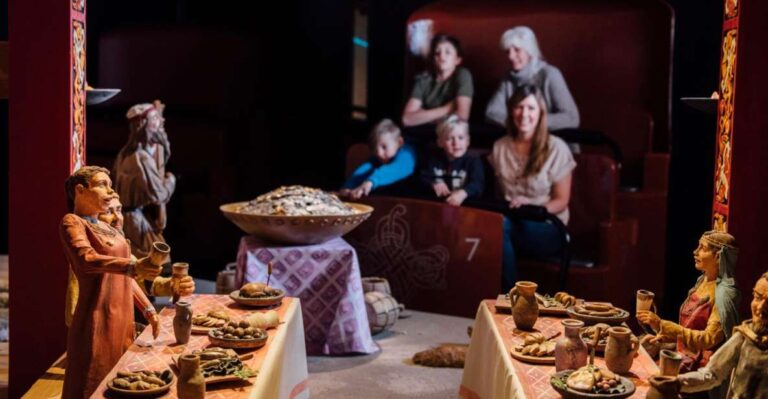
top-left (72, 0), bottom-right (84, 13)
top-left (713, 212), bottom-right (728, 233)
top-left (71, 20), bottom-right (86, 171)
top-left (725, 0), bottom-right (738, 20)
top-left (714, 29), bottom-right (737, 208)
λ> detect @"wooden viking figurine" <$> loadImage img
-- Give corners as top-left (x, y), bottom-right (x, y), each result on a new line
top-left (99, 195), bottom-right (196, 298)
top-left (113, 100), bottom-right (176, 258)
top-left (678, 271), bottom-right (768, 398)
top-left (60, 166), bottom-right (163, 399)
top-left (638, 231), bottom-right (740, 399)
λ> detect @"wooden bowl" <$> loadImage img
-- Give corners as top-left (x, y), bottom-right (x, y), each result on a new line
top-left (550, 370), bottom-right (635, 399)
top-left (566, 307), bottom-right (630, 326)
top-left (106, 372), bottom-right (173, 397)
top-left (208, 329), bottom-right (268, 349)
top-left (230, 290), bottom-right (285, 308)
top-left (220, 201), bottom-right (373, 245)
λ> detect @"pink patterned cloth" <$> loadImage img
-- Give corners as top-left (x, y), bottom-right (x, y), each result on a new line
top-left (237, 236), bottom-right (378, 355)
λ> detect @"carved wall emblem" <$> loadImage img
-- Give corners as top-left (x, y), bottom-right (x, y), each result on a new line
top-left (348, 204), bottom-right (449, 302)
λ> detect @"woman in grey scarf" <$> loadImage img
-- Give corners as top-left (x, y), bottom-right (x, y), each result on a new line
top-left (485, 26), bottom-right (580, 131)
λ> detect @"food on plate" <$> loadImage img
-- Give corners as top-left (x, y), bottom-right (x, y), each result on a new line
top-left (572, 302), bottom-right (623, 317)
top-left (581, 323), bottom-right (611, 342)
top-left (244, 310), bottom-right (280, 329)
top-left (210, 321), bottom-right (266, 341)
top-left (536, 291), bottom-right (577, 308)
top-left (515, 332), bottom-right (556, 357)
top-left (554, 292), bottom-right (577, 307)
top-left (110, 369), bottom-right (172, 391)
top-left (240, 282), bottom-right (282, 299)
top-left (565, 365), bottom-right (621, 394)
top-left (192, 310), bottom-right (230, 328)
top-left (237, 185), bottom-right (358, 216)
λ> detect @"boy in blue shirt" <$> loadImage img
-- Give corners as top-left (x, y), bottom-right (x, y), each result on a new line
top-left (341, 119), bottom-right (416, 199)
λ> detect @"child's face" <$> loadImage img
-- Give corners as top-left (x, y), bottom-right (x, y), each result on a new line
top-left (433, 41), bottom-right (462, 75)
top-left (438, 127), bottom-right (469, 160)
top-left (375, 134), bottom-right (402, 164)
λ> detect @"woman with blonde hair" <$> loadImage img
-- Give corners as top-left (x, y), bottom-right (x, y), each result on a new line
top-left (485, 26), bottom-right (579, 131)
top-left (489, 84), bottom-right (576, 289)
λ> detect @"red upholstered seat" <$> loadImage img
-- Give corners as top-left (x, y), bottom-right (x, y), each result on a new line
top-left (518, 153), bottom-right (638, 311)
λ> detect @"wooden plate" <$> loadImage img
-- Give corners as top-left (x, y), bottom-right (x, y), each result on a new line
top-left (172, 353), bottom-right (256, 385)
top-left (106, 373), bottom-right (173, 397)
top-left (208, 329), bottom-right (268, 349)
top-left (510, 346), bottom-right (556, 365)
top-left (550, 370), bottom-right (635, 399)
top-left (230, 290), bottom-right (285, 308)
top-left (566, 307), bottom-right (630, 326)
top-left (495, 294), bottom-right (581, 316)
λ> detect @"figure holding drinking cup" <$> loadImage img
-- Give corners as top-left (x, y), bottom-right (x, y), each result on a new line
top-left (637, 231), bottom-right (741, 386)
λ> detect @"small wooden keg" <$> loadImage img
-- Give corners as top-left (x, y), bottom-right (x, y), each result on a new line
top-left (365, 291), bottom-right (400, 334)
top-left (216, 263), bottom-right (238, 294)
top-left (361, 277), bottom-right (391, 295)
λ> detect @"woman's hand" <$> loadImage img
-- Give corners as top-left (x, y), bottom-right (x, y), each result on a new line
top-left (432, 182), bottom-right (451, 197)
top-left (637, 310), bottom-right (662, 331)
top-left (445, 190), bottom-right (468, 207)
top-left (509, 196), bottom-right (533, 208)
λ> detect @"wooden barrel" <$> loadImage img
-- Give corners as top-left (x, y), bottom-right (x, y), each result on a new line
top-left (361, 277), bottom-right (391, 295)
top-left (365, 291), bottom-right (400, 334)
top-left (216, 263), bottom-right (238, 294)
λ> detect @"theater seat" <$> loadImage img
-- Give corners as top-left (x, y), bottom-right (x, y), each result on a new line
top-left (517, 153), bottom-right (639, 311)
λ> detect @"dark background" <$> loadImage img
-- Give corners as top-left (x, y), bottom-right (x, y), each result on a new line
top-left (1, 0), bottom-right (722, 315)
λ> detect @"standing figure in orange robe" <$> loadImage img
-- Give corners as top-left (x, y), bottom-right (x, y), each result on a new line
top-left (60, 166), bottom-right (162, 399)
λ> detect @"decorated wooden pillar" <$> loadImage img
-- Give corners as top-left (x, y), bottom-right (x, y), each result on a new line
top-left (715, 0), bottom-right (768, 315)
top-left (8, 0), bottom-right (86, 396)
top-left (711, 0), bottom-right (739, 232)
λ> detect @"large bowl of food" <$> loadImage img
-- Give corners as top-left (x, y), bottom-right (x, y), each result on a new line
top-left (220, 186), bottom-right (373, 244)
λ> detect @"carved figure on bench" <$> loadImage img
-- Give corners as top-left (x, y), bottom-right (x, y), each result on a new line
top-left (638, 230), bottom-right (740, 399)
top-left (113, 100), bottom-right (176, 258)
top-left (485, 26), bottom-right (579, 131)
top-left (60, 166), bottom-right (163, 398)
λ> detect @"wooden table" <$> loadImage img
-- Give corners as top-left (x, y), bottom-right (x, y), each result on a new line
top-left (91, 294), bottom-right (309, 399)
top-left (460, 300), bottom-right (659, 399)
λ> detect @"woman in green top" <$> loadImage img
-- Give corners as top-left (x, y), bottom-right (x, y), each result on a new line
top-left (402, 34), bottom-right (474, 127)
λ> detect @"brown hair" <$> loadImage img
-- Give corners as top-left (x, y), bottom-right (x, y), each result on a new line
top-left (368, 119), bottom-right (402, 149)
top-left (64, 166), bottom-right (110, 212)
top-left (506, 84), bottom-right (550, 177)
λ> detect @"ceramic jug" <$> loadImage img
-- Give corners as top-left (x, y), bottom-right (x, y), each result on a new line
top-left (177, 354), bottom-right (205, 399)
top-left (605, 326), bottom-right (639, 374)
top-left (509, 281), bottom-right (539, 330)
top-left (173, 301), bottom-right (192, 344)
top-left (646, 375), bottom-right (682, 399)
top-left (555, 319), bottom-right (588, 371)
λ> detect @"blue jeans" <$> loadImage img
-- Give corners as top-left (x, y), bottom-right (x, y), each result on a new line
top-left (502, 217), bottom-right (565, 292)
